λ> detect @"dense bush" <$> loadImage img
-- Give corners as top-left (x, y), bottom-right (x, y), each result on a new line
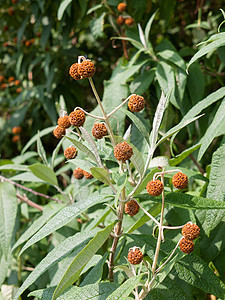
top-left (0, 0), bottom-right (225, 299)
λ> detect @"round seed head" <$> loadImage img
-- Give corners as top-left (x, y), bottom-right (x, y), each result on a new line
top-left (1, 83), bottom-right (7, 90)
top-left (146, 179), bottom-right (164, 197)
top-left (125, 200), bottom-right (139, 217)
top-left (12, 135), bottom-right (20, 143)
top-left (73, 167), bottom-right (84, 180)
top-left (125, 17), bottom-right (135, 26)
top-left (128, 95), bottom-right (145, 112)
top-left (8, 76), bottom-right (15, 83)
top-left (83, 170), bottom-right (93, 179)
top-left (12, 126), bottom-right (22, 134)
top-left (0, 75), bottom-right (5, 83)
top-left (92, 123), bottom-right (108, 139)
top-left (58, 115), bottom-right (71, 128)
top-left (116, 16), bottom-right (125, 25)
top-left (16, 88), bottom-right (22, 93)
top-left (114, 141), bottom-right (133, 162)
top-left (179, 238), bottom-right (194, 254)
top-left (172, 172), bottom-right (188, 189)
top-left (69, 63), bottom-right (81, 80)
top-left (78, 60), bottom-right (96, 78)
top-left (127, 248), bottom-right (143, 265)
top-left (182, 223), bottom-right (200, 240)
top-left (53, 126), bottom-right (65, 139)
top-left (14, 80), bottom-right (20, 86)
top-left (69, 110), bottom-right (86, 127)
top-left (8, 7), bottom-right (15, 15)
top-left (117, 2), bottom-right (127, 12)
top-left (64, 147), bottom-right (77, 160)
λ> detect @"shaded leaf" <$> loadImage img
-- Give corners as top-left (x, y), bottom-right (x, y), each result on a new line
top-left (29, 163), bottom-right (58, 186)
top-left (57, 0), bottom-right (72, 20)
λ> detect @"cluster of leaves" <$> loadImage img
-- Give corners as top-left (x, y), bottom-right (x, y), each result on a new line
top-left (0, 0), bottom-right (225, 299)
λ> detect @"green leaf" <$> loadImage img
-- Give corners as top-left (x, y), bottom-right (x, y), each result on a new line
top-left (133, 168), bottom-right (159, 196)
top-left (106, 274), bottom-right (143, 300)
top-left (111, 37), bottom-right (144, 50)
top-left (175, 255), bottom-right (225, 298)
top-left (0, 164), bottom-right (29, 172)
top-left (187, 32), bottom-right (225, 70)
top-left (51, 138), bottom-right (64, 169)
top-left (57, 0), bottom-right (72, 20)
top-left (66, 136), bottom-right (98, 164)
top-left (90, 13), bottom-right (106, 39)
top-left (157, 49), bottom-right (186, 70)
top-left (22, 126), bottom-right (55, 154)
top-left (87, 4), bottom-right (103, 15)
top-left (69, 158), bottom-right (97, 173)
top-left (37, 132), bottom-right (48, 166)
top-left (144, 10), bottom-right (158, 42)
top-left (53, 223), bottom-right (115, 299)
top-left (90, 167), bottom-right (111, 185)
top-left (130, 69), bottom-right (154, 95)
top-left (198, 98), bottom-right (225, 160)
top-left (0, 182), bottom-right (17, 257)
top-left (14, 229), bottom-right (99, 300)
top-left (170, 143), bottom-right (201, 166)
top-left (19, 189), bottom-right (112, 256)
top-left (138, 192), bottom-right (225, 210)
top-left (29, 282), bottom-right (119, 300)
top-left (0, 251), bottom-right (9, 286)
top-left (120, 107), bottom-right (149, 144)
top-left (12, 202), bottom-right (64, 252)
top-left (9, 172), bottom-right (45, 183)
top-left (29, 163), bottom-right (58, 186)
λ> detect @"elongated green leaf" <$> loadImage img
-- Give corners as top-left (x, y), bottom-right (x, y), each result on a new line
top-left (19, 189), bottom-right (112, 256)
top-left (158, 49), bottom-right (186, 70)
top-left (130, 69), bottom-right (154, 95)
top-left (0, 251), bottom-right (9, 286)
top-left (12, 202), bottom-right (64, 252)
top-left (187, 32), bottom-right (225, 69)
top-left (9, 172), bottom-right (44, 183)
top-left (111, 36), bottom-right (144, 50)
top-left (29, 163), bottom-right (58, 186)
top-left (37, 132), bottom-right (48, 166)
top-left (0, 164), bottom-right (29, 172)
top-left (22, 126), bottom-right (55, 154)
top-left (14, 229), bottom-right (99, 300)
top-left (90, 13), bottom-right (106, 38)
top-left (69, 158), bottom-right (96, 173)
top-left (53, 223), bottom-right (115, 299)
top-left (66, 136), bottom-right (98, 164)
top-left (57, 0), bottom-right (72, 20)
top-left (170, 143), bottom-right (200, 166)
top-left (0, 182), bottom-right (17, 257)
top-left (198, 98), bottom-right (225, 160)
top-left (133, 168), bottom-right (159, 196)
top-left (29, 282), bottom-right (119, 300)
top-left (120, 107), bottom-right (149, 144)
top-left (51, 138), bottom-right (64, 169)
top-left (145, 10), bottom-right (158, 42)
top-left (12, 151), bottom-right (38, 164)
top-left (106, 274), bottom-right (143, 300)
top-left (139, 192), bottom-right (225, 210)
top-left (90, 167), bottom-right (111, 185)
top-left (175, 255), bottom-right (225, 298)
top-left (87, 4), bottom-right (102, 15)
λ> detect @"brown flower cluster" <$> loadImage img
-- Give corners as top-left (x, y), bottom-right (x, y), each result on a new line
top-left (73, 167), bottom-right (93, 180)
top-left (172, 172), bottom-right (188, 189)
top-left (69, 60), bottom-right (95, 80)
top-left (179, 223), bottom-right (200, 254)
top-left (128, 95), bottom-right (145, 112)
top-left (114, 141), bottom-right (133, 162)
top-left (146, 179), bottom-right (164, 197)
top-left (127, 247), bottom-right (143, 265)
top-left (125, 200), bottom-right (139, 217)
top-left (92, 123), bottom-right (108, 139)
top-left (64, 147), bottom-right (78, 160)
top-left (116, 3), bottom-right (135, 27)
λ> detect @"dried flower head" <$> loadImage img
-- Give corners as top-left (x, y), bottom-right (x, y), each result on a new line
top-left (12, 126), bottom-right (22, 134)
top-left (182, 223), bottom-right (200, 240)
top-left (125, 17), bottom-right (135, 26)
top-left (172, 172), bottom-right (188, 189)
top-left (73, 167), bottom-right (84, 180)
top-left (16, 88), bottom-right (22, 93)
top-left (14, 80), bottom-right (20, 86)
top-left (117, 2), bottom-right (127, 12)
top-left (146, 179), bottom-right (164, 197)
top-left (69, 109), bottom-right (86, 127)
top-left (69, 63), bottom-right (81, 80)
top-left (127, 247), bottom-right (143, 265)
top-left (12, 135), bottom-right (20, 143)
top-left (125, 200), bottom-right (139, 217)
top-left (114, 141), bottom-right (133, 162)
top-left (83, 170), bottom-right (94, 179)
top-left (78, 60), bottom-right (96, 78)
top-left (64, 147), bottom-right (77, 160)
top-left (53, 126), bottom-right (65, 139)
top-left (0, 75), bottom-right (5, 83)
top-left (8, 76), bottom-right (15, 83)
top-left (58, 115), bottom-right (71, 128)
top-left (128, 94), bottom-right (145, 112)
top-left (92, 123), bottom-right (108, 139)
top-left (179, 238), bottom-right (194, 254)
top-left (116, 16), bottom-right (125, 25)
top-left (1, 83), bottom-right (7, 90)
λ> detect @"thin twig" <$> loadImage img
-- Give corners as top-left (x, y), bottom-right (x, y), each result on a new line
top-left (17, 193), bottom-right (43, 211)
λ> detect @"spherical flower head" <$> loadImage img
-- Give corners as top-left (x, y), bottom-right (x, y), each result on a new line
top-left (78, 60), bottom-right (96, 78)
top-left (172, 172), bottom-right (188, 189)
top-left (69, 110), bottom-right (86, 127)
top-left (116, 16), bottom-right (125, 25)
top-left (127, 247), bottom-right (143, 265)
top-left (128, 95), bottom-right (145, 112)
top-left (92, 123), bottom-right (108, 139)
top-left (114, 141), bottom-right (133, 162)
top-left (117, 2), bottom-right (127, 12)
top-left (14, 80), bottom-right (20, 86)
top-left (179, 238), bottom-right (194, 254)
top-left (125, 200), bottom-right (139, 217)
top-left (16, 88), bottom-right (22, 93)
top-left (125, 17), bottom-right (135, 26)
top-left (12, 135), bottom-right (20, 143)
top-left (146, 179), bottom-right (164, 197)
top-left (12, 126), bottom-right (22, 134)
top-left (58, 115), bottom-right (71, 129)
top-left (0, 75), bottom-right (5, 83)
top-left (1, 83), bottom-right (7, 90)
top-left (64, 146), bottom-right (78, 160)
top-left (8, 7), bottom-right (15, 15)
top-left (73, 167), bottom-right (84, 180)
top-left (69, 63), bottom-right (81, 80)
top-left (8, 76), bottom-right (15, 83)
top-left (53, 126), bottom-right (65, 139)
top-left (83, 170), bottom-right (94, 179)
top-left (182, 223), bottom-right (200, 240)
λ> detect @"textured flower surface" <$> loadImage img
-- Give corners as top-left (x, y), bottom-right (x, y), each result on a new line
top-left (64, 147), bottom-right (77, 160)
top-left (172, 172), bottom-right (188, 189)
top-left (182, 223), bottom-right (200, 240)
top-left (146, 179), bottom-right (164, 196)
top-left (125, 200), bottom-right (139, 216)
top-left (69, 110), bottom-right (86, 127)
top-left (179, 238), bottom-right (194, 254)
top-left (73, 167), bottom-right (84, 180)
top-left (127, 248), bottom-right (143, 265)
top-left (92, 123), bottom-right (108, 139)
top-left (78, 61), bottom-right (96, 78)
top-left (53, 126), bottom-right (65, 139)
top-left (114, 141), bottom-right (133, 162)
